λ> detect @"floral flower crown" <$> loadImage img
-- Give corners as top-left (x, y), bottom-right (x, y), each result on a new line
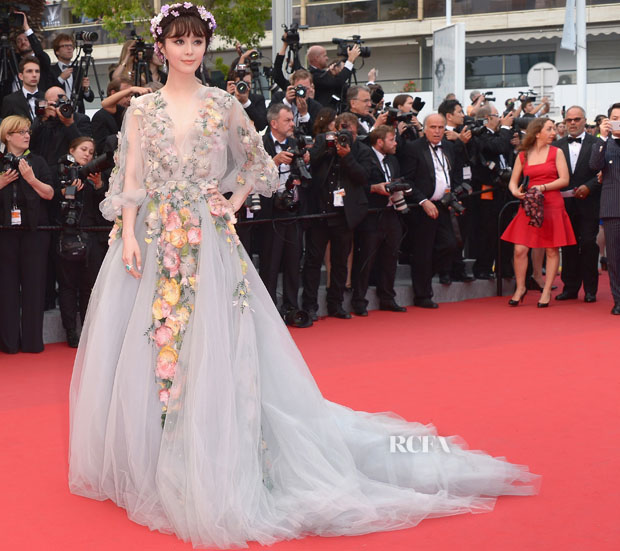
top-left (150, 2), bottom-right (217, 61)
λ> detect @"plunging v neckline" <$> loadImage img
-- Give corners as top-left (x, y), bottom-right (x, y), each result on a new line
top-left (156, 88), bottom-right (203, 149)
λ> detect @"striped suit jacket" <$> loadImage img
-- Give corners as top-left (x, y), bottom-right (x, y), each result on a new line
top-left (590, 136), bottom-right (620, 219)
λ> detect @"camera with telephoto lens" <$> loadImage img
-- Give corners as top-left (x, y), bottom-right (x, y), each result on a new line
top-left (385, 178), bottom-right (412, 214)
top-left (274, 129), bottom-right (313, 212)
top-left (75, 30), bottom-right (99, 43)
top-left (0, 151), bottom-right (25, 171)
top-left (245, 193), bottom-right (262, 213)
top-left (129, 30), bottom-right (154, 62)
top-left (57, 156), bottom-right (83, 228)
top-left (463, 115), bottom-right (487, 137)
top-left (325, 129), bottom-right (353, 150)
top-left (332, 36), bottom-right (371, 58)
top-left (234, 64), bottom-right (250, 95)
top-left (483, 91), bottom-right (496, 102)
top-left (34, 96), bottom-right (74, 118)
top-left (439, 188), bottom-right (467, 215)
top-left (385, 107), bottom-right (413, 127)
top-left (519, 90), bottom-right (536, 103)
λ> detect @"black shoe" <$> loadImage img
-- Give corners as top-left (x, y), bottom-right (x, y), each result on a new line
top-left (452, 272), bottom-right (475, 282)
top-left (439, 274), bottom-right (452, 285)
top-left (584, 293), bottom-right (597, 303)
top-left (328, 306), bottom-right (351, 319)
top-left (379, 301), bottom-right (407, 313)
top-left (537, 292), bottom-right (551, 308)
top-left (414, 298), bottom-right (438, 309)
top-left (307, 309), bottom-right (319, 322)
top-left (474, 271), bottom-right (494, 280)
top-left (352, 307), bottom-right (368, 317)
top-left (555, 291), bottom-right (578, 301)
top-left (612, 303), bottom-right (620, 315)
top-left (67, 328), bottom-right (80, 348)
top-left (508, 289), bottom-right (527, 306)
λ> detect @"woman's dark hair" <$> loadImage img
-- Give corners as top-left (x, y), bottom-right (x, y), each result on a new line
top-left (156, 7), bottom-right (214, 51)
top-left (519, 117), bottom-right (552, 154)
top-left (313, 107), bottom-right (337, 136)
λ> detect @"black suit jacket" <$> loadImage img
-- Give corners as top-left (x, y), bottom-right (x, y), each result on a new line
top-left (398, 137), bottom-right (460, 205)
top-left (471, 126), bottom-right (513, 194)
top-left (244, 93), bottom-right (268, 132)
top-left (269, 91), bottom-right (322, 135)
top-left (0, 89), bottom-right (43, 121)
top-left (50, 62), bottom-right (95, 114)
top-left (590, 137), bottom-right (620, 219)
top-left (308, 133), bottom-right (369, 229)
top-left (310, 64), bottom-right (353, 107)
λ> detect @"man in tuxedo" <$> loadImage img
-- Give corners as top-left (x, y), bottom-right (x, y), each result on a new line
top-left (259, 104), bottom-right (310, 321)
top-left (0, 57), bottom-right (43, 121)
top-left (398, 113), bottom-right (460, 309)
top-left (226, 66), bottom-right (267, 132)
top-left (470, 103), bottom-right (515, 280)
top-left (554, 106), bottom-right (601, 303)
top-left (307, 44), bottom-right (360, 107)
top-left (346, 85), bottom-right (388, 139)
top-left (590, 103), bottom-right (620, 315)
top-left (50, 34), bottom-right (95, 115)
top-left (351, 125), bottom-right (406, 316)
top-left (302, 112), bottom-right (370, 319)
top-left (269, 69), bottom-right (322, 135)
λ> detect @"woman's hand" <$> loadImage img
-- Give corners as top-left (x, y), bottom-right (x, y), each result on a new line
top-left (0, 169), bottom-right (19, 189)
top-left (18, 159), bottom-right (36, 185)
top-left (208, 188), bottom-right (236, 213)
top-left (89, 173), bottom-right (103, 189)
top-left (122, 234), bottom-right (142, 279)
top-left (510, 186), bottom-right (526, 200)
top-left (61, 179), bottom-right (84, 196)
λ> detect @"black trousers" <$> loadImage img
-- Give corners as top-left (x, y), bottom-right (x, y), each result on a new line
top-left (473, 197), bottom-right (515, 277)
top-left (352, 210), bottom-right (402, 309)
top-left (602, 218), bottom-right (620, 304)
top-left (0, 230), bottom-right (50, 353)
top-left (561, 198), bottom-right (600, 296)
top-left (55, 235), bottom-right (107, 331)
top-left (259, 219), bottom-right (302, 312)
top-left (301, 218), bottom-right (352, 312)
top-left (408, 205), bottom-right (457, 300)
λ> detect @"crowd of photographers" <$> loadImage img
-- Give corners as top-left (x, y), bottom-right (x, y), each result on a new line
top-left (0, 15), bottom-right (616, 353)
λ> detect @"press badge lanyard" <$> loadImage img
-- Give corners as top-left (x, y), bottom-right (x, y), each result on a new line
top-left (431, 145), bottom-right (451, 190)
top-left (11, 180), bottom-right (21, 225)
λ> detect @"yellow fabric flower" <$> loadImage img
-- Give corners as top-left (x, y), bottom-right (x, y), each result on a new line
top-left (168, 228), bottom-right (188, 249)
top-left (161, 278), bottom-right (181, 306)
top-left (165, 316), bottom-right (182, 335)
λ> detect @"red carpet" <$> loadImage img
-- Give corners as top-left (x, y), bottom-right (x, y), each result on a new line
top-left (3, 276), bottom-right (619, 551)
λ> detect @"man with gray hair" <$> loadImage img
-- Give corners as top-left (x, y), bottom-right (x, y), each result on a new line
top-left (554, 105), bottom-right (601, 303)
top-left (346, 85), bottom-right (388, 136)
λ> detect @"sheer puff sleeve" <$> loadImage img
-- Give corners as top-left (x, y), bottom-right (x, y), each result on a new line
top-left (219, 94), bottom-right (279, 197)
top-left (100, 99), bottom-right (147, 221)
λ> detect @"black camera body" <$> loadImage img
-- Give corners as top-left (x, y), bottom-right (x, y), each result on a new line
top-left (34, 96), bottom-right (74, 119)
top-left (294, 84), bottom-right (307, 98)
top-left (0, 151), bottom-right (24, 171)
top-left (332, 36), bottom-right (371, 58)
top-left (411, 97), bottom-right (426, 116)
top-left (463, 116), bottom-right (487, 137)
top-left (130, 30), bottom-right (154, 62)
top-left (440, 190), bottom-right (466, 215)
top-left (283, 22), bottom-right (308, 51)
top-left (0, 5), bottom-right (26, 34)
top-left (274, 130), bottom-right (313, 212)
top-left (75, 30), bottom-right (99, 43)
top-left (325, 130), bottom-right (353, 150)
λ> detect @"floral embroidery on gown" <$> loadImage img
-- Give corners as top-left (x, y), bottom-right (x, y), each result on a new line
top-left (69, 87), bottom-right (540, 550)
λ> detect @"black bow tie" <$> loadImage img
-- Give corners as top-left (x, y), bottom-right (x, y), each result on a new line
top-left (567, 136), bottom-right (582, 144)
top-left (432, 144), bottom-right (442, 151)
top-left (26, 93), bottom-right (36, 100)
top-left (276, 140), bottom-right (287, 148)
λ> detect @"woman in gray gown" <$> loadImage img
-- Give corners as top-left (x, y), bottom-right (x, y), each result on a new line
top-left (68, 4), bottom-right (540, 549)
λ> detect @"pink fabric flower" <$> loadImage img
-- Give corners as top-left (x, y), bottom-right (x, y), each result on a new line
top-left (163, 248), bottom-right (181, 276)
top-left (165, 210), bottom-right (182, 231)
top-left (187, 226), bottom-right (202, 245)
top-left (159, 389), bottom-right (170, 405)
top-left (154, 325), bottom-right (173, 347)
top-left (156, 346), bottom-right (178, 379)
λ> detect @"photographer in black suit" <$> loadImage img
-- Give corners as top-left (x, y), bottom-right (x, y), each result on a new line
top-left (226, 66), bottom-right (267, 132)
top-left (1, 57), bottom-right (43, 121)
top-left (302, 112), bottom-right (369, 320)
top-left (259, 103), bottom-right (311, 321)
top-left (307, 44), bottom-right (360, 107)
top-left (471, 103), bottom-right (515, 280)
top-left (269, 69), bottom-right (322, 135)
top-left (398, 113), bottom-right (460, 309)
top-left (351, 125), bottom-right (406, 316)
top-left (554, 106), bottom-right (601, 303)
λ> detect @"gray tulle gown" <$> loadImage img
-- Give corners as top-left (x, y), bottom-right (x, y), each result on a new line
top-left (68, 87), bottom-right (540, 549)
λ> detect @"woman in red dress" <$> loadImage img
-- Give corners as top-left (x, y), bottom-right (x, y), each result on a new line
top-left (502, 118), bottom-right (575, 307)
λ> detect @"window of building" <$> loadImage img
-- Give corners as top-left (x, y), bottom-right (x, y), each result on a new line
top-left (465, 51), bottom-right (555, 88)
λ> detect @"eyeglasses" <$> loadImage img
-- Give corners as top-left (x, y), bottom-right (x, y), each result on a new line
top-left (565, 117), bottom-right (583, 123)
top-left (487, 114), bottom-right (500, 118)
top-left (10, 129), bottom-right (32, 136)
top-left (58, 44), bottom-right (74, 48)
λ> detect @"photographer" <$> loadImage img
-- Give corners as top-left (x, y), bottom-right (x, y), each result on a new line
top-left (29, 86), bottom-right (92, 175)
top-left (392, 94), bottom-right (424, 141)
top-left (270, 69), bottom-right (322, 134)
top-left (50, 34), bottom-right (94, 114)
top-left (351, 125), bottom-right (407, 316)
top-left (307, 44), bottom-right (361, 107)
top-left (226, 64), bottom-right (267, 132)
top-left (6, 11), bottom-right (54, 94)
top-left (110, 38), bottom-right (166, 86)
top-left (92, 78), bottom-right (140, 154)
top-left (302, 112), bottom-right (370, 320)
top-left (54, 137), bottom-right (108, 348)
top-left (259, 104), bottom-right (311, 320)
top-left (521, 95), bottom-right (550, 119)
top-left (0, 115), bottom-right (54, 354)
top-left (398, 113), bottom-right (462, 309)
top-left (347, 85), bottom-right (388, 137)
top-left (273, 32), bottom-right (305, 92)
top-left (1, 57), bottom-right (43, 121)
top-left (470, 103), bottom-right (515, 280)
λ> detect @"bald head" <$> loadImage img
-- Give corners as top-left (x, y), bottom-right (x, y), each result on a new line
top-left (307, 45), bottom-right (329, 69)
top-left (45, 86), bottom-right (66, 103)
top-left (423, 113), bottom-right (446, 145)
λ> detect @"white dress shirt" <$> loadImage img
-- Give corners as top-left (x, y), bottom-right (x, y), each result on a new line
top-left (428, 143), bottom-right (450, 201)
top-left (567, 131), bottom-right (586, 172)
